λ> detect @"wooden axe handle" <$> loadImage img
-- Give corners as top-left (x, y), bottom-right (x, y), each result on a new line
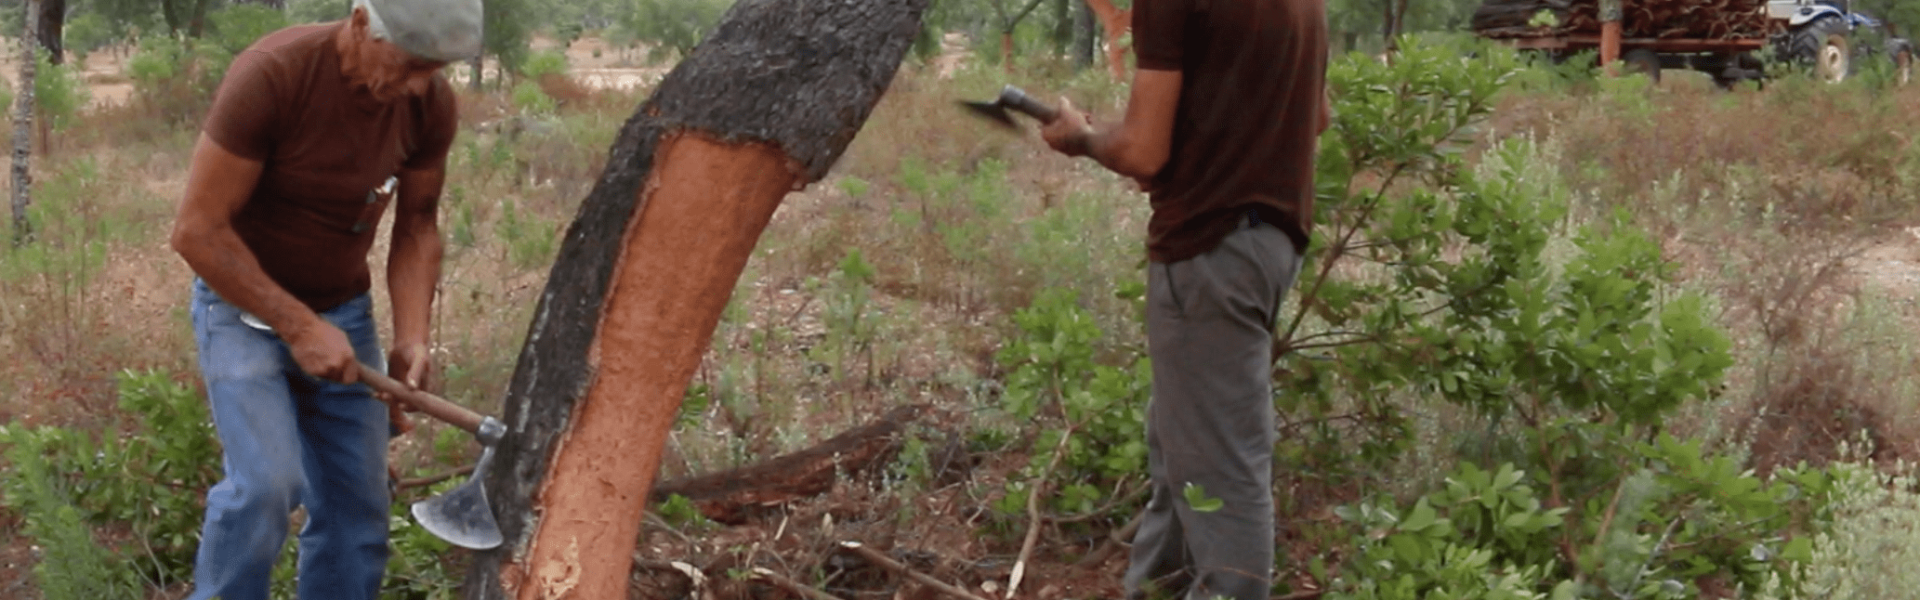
top-left (357, 361), bottom-right (486, 434)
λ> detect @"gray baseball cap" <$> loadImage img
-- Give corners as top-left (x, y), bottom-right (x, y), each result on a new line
top-left (354, 0), bottom-right (483, 63)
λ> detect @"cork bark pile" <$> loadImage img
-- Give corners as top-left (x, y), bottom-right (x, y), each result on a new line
top-left (1473, 0), bottom-right (1780, 39)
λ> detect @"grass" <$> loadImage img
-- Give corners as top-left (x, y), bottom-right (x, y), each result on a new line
top-left (8, 43), bottom-right (1920, 598)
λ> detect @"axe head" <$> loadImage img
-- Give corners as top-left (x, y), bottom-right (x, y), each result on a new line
top-left (958, 85), bottom-right (1061, 131)
top-left (958, 98), bottom-right (1021, 130)
top-left (409, 422), bottom-right (505, 550)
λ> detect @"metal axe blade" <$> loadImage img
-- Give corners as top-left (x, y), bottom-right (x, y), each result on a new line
top-left (359, 363), bottom-right (508, 550)
top-left (410, 442), bottom-right (504, 550)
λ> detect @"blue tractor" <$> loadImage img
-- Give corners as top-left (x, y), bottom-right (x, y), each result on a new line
top-left (1772, 0), bottom-right (1915, 83)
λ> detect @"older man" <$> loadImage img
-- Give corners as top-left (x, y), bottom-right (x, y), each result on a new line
top-left (167, 1), bottom-right (478, 598)
top-left (1040, 0), bottom-right (1330, 598)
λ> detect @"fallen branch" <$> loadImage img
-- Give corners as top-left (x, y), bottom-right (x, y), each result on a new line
top-left (1009, 425), bottom-right (1074, 598)
top-left (1072, 511), bottom-right (1144, 569)
top-left (396, 465), bottom-right (475, 491)
top-left (651, 405), bottom-right (922, 523)
top-left (752, 567), bottom-right (848, 600)
top-left (839, 541), bottom-right (989, 600)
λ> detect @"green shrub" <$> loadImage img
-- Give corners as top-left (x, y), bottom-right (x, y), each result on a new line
top-left (0, 369), bottom-right (218, 588)
top-left (521, 49), bottom-right (570, 79)
top-left (35, 50), bottom-right (92, 134)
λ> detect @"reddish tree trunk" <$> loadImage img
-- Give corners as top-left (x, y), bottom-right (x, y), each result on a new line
top-left (459, 0), bottom-right (930, 598)
top-left (1085, 0), bottom-right (1131, 79)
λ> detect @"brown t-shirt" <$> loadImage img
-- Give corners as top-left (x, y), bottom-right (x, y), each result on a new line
top-left (203, 22), bottom-right (458, 311)
top-left (1134, 0), bottom-right (1328, 261)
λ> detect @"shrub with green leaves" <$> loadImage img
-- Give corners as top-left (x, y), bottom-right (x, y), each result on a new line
top-left (994, 287), bottom-right (1148, 519)
top-left (0, 369), bottom-right (219, 588)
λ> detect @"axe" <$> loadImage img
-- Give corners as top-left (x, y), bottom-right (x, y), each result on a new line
top-left (958, 84), bottom-right (1060, 130)
top-left (358, 363), bottom-right (506, 551)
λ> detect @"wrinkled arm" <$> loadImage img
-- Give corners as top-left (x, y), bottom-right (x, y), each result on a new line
top-left (385, 165), bottom-right (445, 378)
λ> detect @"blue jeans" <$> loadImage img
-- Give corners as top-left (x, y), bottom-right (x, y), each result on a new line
top-left (187, 279), bottom-right (390, 600)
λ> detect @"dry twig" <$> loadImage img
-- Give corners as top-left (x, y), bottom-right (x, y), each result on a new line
top-left (839, 541), bottom-right (989, 600)
top-left (752, 567), bottom-right (847, 600)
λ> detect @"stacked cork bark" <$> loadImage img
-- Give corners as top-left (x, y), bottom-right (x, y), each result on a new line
top-left (1473, 0), bottom-right (1780, 39)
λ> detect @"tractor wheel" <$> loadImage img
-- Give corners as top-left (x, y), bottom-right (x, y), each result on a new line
top-left (1790, 15), bottom-right (1852, 82)
top-left (1622, 48), bottom-right (1661, 83)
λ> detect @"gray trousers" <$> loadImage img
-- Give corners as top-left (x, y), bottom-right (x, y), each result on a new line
top-left (1126, 219), bottom-right (1302, 600)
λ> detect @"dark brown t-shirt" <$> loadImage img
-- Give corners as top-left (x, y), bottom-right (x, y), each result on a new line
top-left (1134, 0), bottom-right (1328, 261)
top-left (203, 22), bottom-right (457, 311)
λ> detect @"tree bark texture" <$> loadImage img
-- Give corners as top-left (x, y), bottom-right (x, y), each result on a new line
top-left (36, 0), bottom-right (63, 66)
top-left (459, 0), bottom-right (929, 598)
top-left (12, 0), bottom-right (37, 247)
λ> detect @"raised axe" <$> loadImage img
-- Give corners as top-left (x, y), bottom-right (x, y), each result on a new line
top-left (957, 84), bottom-right (1060, 130)
top-left (357, 362), bottom-right (506, 551)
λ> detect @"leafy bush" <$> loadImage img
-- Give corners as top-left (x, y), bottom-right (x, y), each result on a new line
top-left (35, 50), bottom-right (93, 134)
top-left (0, 370), bottom-right (219, 588)
top-left (620, 0), bottom-right (735, 63)
top-left (993, 288), bottom-right (1148, 519)
top-left (521, 49), bottom-right (571, 79)
top-left (207, 4), bottom-right (292, 55)
top-left (63, 12), bottom-right (121, 60)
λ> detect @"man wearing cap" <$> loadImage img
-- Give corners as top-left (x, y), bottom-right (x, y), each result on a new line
top-left (1038, 0), bottom-right (1329, 598)
top-left (167, 0), bottom-right (480, 598)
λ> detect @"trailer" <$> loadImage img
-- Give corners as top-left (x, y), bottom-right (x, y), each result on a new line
top-left (1474, 0), bottom-right (1912, 85)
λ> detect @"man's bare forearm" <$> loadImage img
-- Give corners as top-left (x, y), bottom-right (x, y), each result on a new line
top-left (174, 223), bottom-right (322, 336)
top-left (386, 220), bottom-right (442, 350)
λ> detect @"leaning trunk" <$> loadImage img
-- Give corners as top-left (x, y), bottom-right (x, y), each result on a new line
top-left (12, 0), bottom-right (37, 246)
top-left (459, 0), bottom-right (929, 597)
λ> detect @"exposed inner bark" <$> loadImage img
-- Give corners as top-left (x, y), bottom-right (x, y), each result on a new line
top-left (462, 0), bottom-right (930, 597)
top-left (516, 133), bottom-right (798, 600)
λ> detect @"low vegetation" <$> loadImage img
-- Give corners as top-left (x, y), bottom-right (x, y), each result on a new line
top-left (3, 6), bottom-right (1920, 599)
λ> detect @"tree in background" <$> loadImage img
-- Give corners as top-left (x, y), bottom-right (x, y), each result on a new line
top-left (35, 0), bottom-right (62, 64)
top-left (11, 0), bottom-right (36, 246)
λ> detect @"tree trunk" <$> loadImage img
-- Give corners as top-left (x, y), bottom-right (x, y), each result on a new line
top-left (12, 0), bottom-right (37, 247)
top-left (36, 0), bottom-right (64, 66)
top-left (1084, 0), bottom-right (1130, 79)
top-left (238, 0), bottom-right (287, 7)
top-left (468, 55), bottom-right (483, 92)
top-left (1072, 0), bottom-right (1095, 71)
top-left (458, 0), bottom-right (929, 597)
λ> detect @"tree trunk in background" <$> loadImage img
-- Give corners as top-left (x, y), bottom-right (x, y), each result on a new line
top-left (469, 55), bottom-right (483, 91)
top-left (239, 0), bottom-right (287, 7)
top-left (12, 0), bottom-right (38, 247)
top-left (1072, 0), bottom-right (1095, 71)
top-left (37, 0), bottom-right (64, 65)
top-left (1050, 0), bottom-right (1072, 58)
top-left (1085, 0), bottom-right (1130, 78)
top-left (457, 0), bottom-right (928, 597)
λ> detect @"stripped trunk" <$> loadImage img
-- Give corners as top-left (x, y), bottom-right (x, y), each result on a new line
top-left (1085, 0), bottom-right (1131, 78)
top-left (459, 0), bottom-right (929, 597)
top-left (12, 0), bottom-right (38, 247)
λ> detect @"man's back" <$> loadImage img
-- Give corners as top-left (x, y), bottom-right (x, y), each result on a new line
top-left (1134, 0), bottom-right (1328, 262)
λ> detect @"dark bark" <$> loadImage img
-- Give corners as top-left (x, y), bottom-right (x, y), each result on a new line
top-left (36, 0), bottom-right (63, 66)
top-left (237, 0), bottom-right (287, 7)
top-left (461, 0), bottom-right (928, 597)
top-left (12, 0), bottom-right (37, 247)
top-left (650, 405), bottom-right (921, 524)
